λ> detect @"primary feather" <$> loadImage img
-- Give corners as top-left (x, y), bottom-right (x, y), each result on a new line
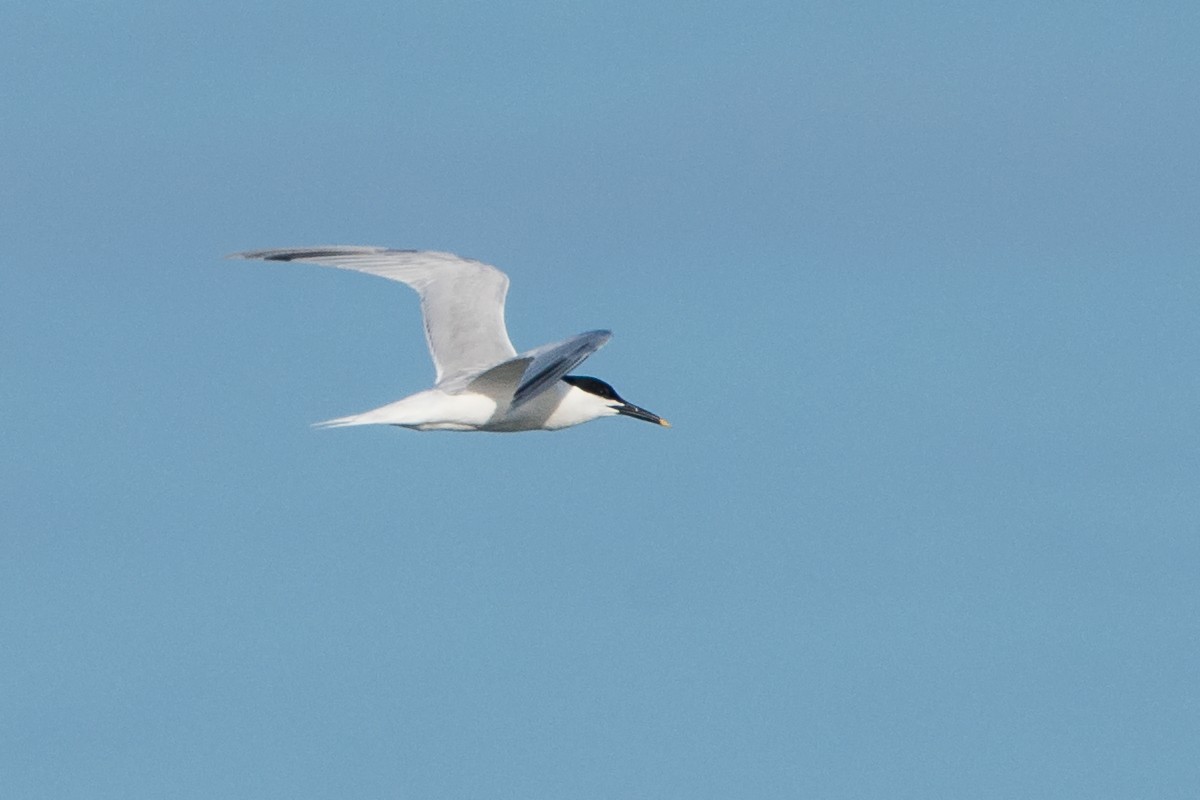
top-left (230, 246), bottom-right (516, 384)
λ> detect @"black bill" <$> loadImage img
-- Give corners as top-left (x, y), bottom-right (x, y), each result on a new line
top-left (616, 402), bottom-right (671, 427)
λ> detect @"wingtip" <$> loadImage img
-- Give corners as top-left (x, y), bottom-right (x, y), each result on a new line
top-left (226, 246), bottom-right (392, 263)
top-left (225, 249), bottom-right (294, 261)
top-left (226, 248), bottom-right (304, 262)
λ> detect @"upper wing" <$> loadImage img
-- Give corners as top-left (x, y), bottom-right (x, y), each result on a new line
top-left (510, 329), bottom-right (612, 408)
top-left (229, 246), bottom-right (517, 383)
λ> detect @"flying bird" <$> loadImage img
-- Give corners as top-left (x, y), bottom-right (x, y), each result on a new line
top-left (230, 247), bottom-right (669, 432)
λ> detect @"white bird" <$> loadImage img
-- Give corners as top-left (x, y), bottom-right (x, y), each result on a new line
top-left (230, 246), bottom-right (670, 432)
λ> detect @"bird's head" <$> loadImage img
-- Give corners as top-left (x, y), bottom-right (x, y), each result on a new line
top-left (562, 375), bottom-right (670, 427)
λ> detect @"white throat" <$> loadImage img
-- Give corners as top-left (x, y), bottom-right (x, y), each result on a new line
top-left (538, 383), bottom-right (619, 430)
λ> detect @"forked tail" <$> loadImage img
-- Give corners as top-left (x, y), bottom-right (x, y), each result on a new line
top-left (310, 396), bottom-right (421, 429)
top-left (312, 411), bottom-right (383, 429)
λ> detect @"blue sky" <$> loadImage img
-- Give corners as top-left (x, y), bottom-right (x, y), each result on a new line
top-left (2, 2), bottom-right (1198, 798)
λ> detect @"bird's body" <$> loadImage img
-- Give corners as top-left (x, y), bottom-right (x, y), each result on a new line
top-left (230, 246), bottom-right (668, 433)
top-left (318, 381), bottom-right (610, 432)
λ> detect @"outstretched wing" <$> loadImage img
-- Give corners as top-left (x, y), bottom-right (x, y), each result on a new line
top-left (230, 246), bottom-right (517, 383)
top-left (510, 330), bottom-right (612, 408)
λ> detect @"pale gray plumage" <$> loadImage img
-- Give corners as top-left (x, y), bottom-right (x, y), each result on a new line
top-left (232, 247), bottom-right (517, 384)
top-left (228, 246), bottom-right (668, 432)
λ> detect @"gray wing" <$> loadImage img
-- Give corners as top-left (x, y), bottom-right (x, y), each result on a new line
top-left (510, 329), bottom-right (612, 408)
top-left (230, 246), bottom-right (517, 383)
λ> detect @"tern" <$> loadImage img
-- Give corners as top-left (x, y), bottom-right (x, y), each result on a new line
top-left (230, 246), bottom-right (670, 432)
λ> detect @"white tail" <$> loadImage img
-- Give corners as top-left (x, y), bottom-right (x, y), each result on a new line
top-left (308, 391), bottom-right (496, 431)
top-left (311, 399), bottom-right (416, 428)
top-left (311, 413), bottom-right (376, 429)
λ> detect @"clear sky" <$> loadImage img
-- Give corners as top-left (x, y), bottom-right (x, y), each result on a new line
top-left (2, 2), bottom-right (1198, 798)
